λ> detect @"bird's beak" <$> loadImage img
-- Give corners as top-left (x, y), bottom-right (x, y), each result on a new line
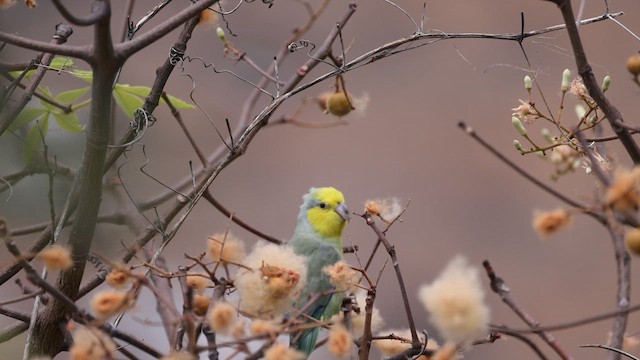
top-left (335, 203), bottom-right (350, 222)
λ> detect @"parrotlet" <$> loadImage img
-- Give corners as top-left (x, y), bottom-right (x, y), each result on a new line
top-left (289, 187), bottom-right (350, 356)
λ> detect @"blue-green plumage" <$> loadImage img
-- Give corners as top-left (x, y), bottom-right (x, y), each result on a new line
top-left (289, 187), bottom-right (349, 357)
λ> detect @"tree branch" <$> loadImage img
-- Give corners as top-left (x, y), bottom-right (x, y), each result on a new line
top-left (51, 0), bottom-right (109, 26)
top-left (0, 24), bottom-right (74, 137)
top-left (483, 260), bottom-right (573, 359)
top-left (115, 0), bottom-right (219, 59)
top-left (0, 31), bottom-right (90, 60)
top-left (547, 1), bottom-right (640, 163)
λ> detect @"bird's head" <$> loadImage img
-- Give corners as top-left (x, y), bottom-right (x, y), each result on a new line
top-left (298, 187), bottom-right (349, 240)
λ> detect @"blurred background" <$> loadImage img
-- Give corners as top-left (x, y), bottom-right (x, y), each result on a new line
top-left (2, 0), bottom-right (640, 359)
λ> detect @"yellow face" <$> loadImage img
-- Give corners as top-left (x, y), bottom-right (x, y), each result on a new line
top-left (306, 187), bottom-right (349, 240)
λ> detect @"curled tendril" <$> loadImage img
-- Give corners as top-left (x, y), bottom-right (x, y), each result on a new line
top-left (287, 39), bottom-right (338, 69)
top-left (244, 0), bottom-right (275, 8)
top-left (108, 109), bottom-right (155, 148)
top-left (288, 40), bottom-right (314, 53)
top-left (169, 46), bottom-right (186, 66)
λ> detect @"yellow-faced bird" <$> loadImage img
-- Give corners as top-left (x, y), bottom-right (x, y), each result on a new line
top-left (289, 187), bottom-right (350, 356)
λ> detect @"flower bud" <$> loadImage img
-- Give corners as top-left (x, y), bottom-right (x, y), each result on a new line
top-left (524, 75), bottom-right (532, 92)
top-left (561, 69), bottom-right (571, 92)
top-left (216, 27), bottom-right (226, 42)
top-left (575, 104), bottom-right (586, 119)
top-left (541, 128), bottom-right (553, 144)
top-left (601, 75), bottom-right (611, 92)
top-left (513, 140), bottom-right (523, 152)
top-left (512, 116), bottom-right (527, 137)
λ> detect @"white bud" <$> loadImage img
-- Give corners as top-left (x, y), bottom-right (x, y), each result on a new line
top-left (216, 27), bottom-right (226, 42)
top-left (524, 75), bottom-right (532, 92)
top-left (512, 116), bottom-right (527, 137)
top-left (514, 140), bottom-right (523, 152)
top-left (541, 128), bottom-right (553, 144)
top-left (561, 69), bottom-right (571, 92)
top-left (602, 75), bottom-right (611, 92)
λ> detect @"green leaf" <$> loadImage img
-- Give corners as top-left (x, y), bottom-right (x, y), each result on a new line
top-left (9, 68), bottom-right (35, 81)
top-left (113, 86), bottom-right (144, 118)
top-left (162, 93), bottom-right (195, 109)
top-left (116, 85), bottom-right (151, 97)
top-left (48, 57), bottom-right (74, 71)
top-left (53, 112), bottom-right (84, 133)
top-left (55, 87), bottom-right (90, 104)
top-left (9, 107), bottom-right (46, 132)
top-left (9, 57), bottom-right (74, 80)
top-left (115, 84), bottom-right (195, 109)
top-left (23, 114), bottom-right (49, 163)
top-left (70, 69), bottom-right (93, 82)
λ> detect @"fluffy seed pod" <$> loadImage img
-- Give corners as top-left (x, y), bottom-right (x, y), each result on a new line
top-left (625, 228), bottom-right (640, 255)
top-left (627, 54), bottom-right (640, 77)
top-left (327, 91), bottom-right (354, 117)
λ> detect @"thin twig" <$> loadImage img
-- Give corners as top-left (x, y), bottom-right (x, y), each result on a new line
top-left (0, 24), bottom-right (74, 137)
top-left (163, 92), bottom-right (208, 167)
top-left (483, 260), bottom-right (573, 360)
top-left (359, 212), bottom-right (421, 354)
top-left (203, 190), bottom-right (283, 244)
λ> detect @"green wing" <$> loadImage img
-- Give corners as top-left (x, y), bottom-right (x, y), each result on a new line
top-left (290, 240), bottom-right (343, 356)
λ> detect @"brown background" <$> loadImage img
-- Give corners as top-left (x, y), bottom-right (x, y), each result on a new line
top-left (2, 0), bottom-right (640, 359)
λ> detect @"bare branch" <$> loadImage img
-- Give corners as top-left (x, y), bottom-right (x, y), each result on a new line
top-left (51, 0), bottom-right (109, 26)
top-left (116, 0), bottom-right (219, 59)
top-left (0, 24), bottom-right (74, 137)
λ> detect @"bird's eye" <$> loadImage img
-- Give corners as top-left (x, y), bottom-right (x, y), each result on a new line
top-left (318, 202), bottom-right (326, 209)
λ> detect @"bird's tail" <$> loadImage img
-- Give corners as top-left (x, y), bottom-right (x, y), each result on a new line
top-left (293, 326), bottom-right (320, 357)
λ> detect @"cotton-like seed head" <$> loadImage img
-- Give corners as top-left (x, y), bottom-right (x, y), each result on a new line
top-left (208, 302), bottom-right (237, 334)
top-left (0, 0), bottom-right (15, 9)
top-left (106, 268), bottom-right (131, 289)
top-left (193, 294), bottom-right (211, 316)
top-left (418, 256), bottom-right (489, 346)
top-left (605, 169), bottom-right (640, 214)
top-left (260, 263), bottom-right (301, 297)
top-left (569, 78), bottom-right (590, 101)
top-left (532, 208), bottom-right (572, 238)
top-left (328, 324), bottom-right (352, 357)
top-left (373, 329), bottom-right (436, 359)
top-left (230, 319), bottom-right (246, 338)
top-left (69, 326), bottom-right (116, 360)
top-left (264, 342), bottom-right (305, 360)
top-left (364, 200), bottom-right (383, 216)
top-left (186, 273), bottom-right (210, 294)
top-left (37, 245), bottom-right (72, 270)
top-left (350, 292), bottom-right (385, 338)
top-left (363, 198), bottom-right (402, 223)
top-left (235, 243), bottom-right (306, 318)
top-left (250, 319), bottom-right (282, 335)
top-left (160, 352), bottom-right (197, 360)
top-left (431, 343), bottom-right (459, 360)
top-left (207, 232), bottom-right (246, 264)
top-left (323, 261), bottom-right (358, 292)
top-left (91, 291), bottom-right (130, 320)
